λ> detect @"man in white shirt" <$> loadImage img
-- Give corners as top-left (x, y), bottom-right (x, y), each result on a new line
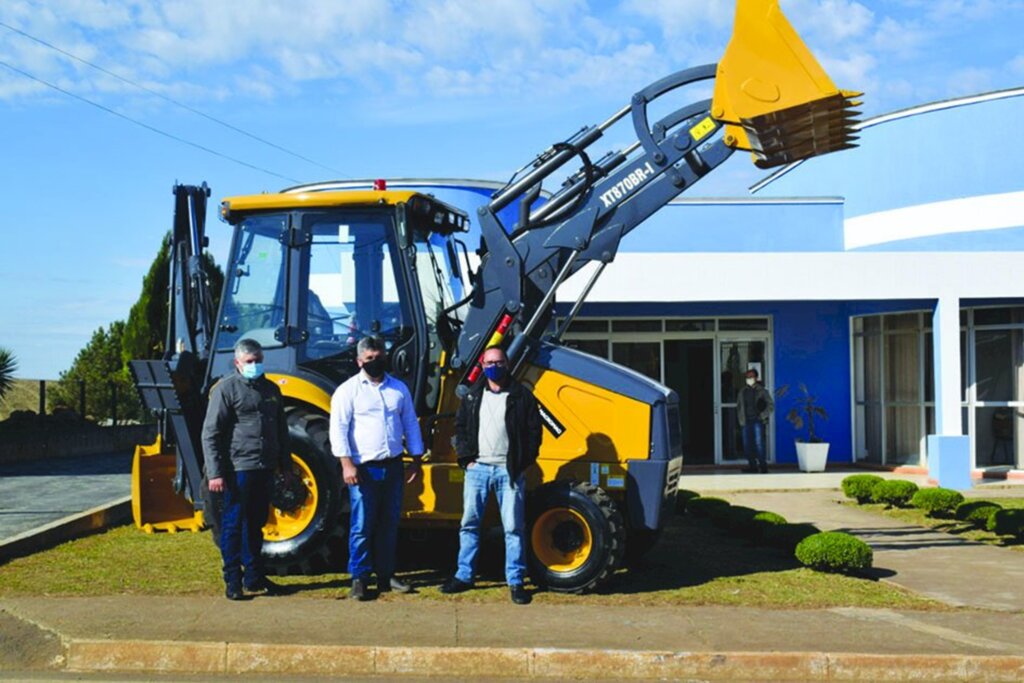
top-left (330, 336), bottom-right (423, 600)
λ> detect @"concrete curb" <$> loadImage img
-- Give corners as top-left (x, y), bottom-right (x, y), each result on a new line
top-left (0, 496), bottom-right (131, 563)
top-left (63, 639), bottom-right (1024, 681)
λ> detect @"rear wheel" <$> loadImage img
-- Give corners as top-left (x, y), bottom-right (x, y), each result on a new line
top-left (261, 409), bottom-right (347, 575)
top-left (527, 481), bottom-right (625, 593)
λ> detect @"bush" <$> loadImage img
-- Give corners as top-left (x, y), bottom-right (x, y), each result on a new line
top-left (749, 511), bottom-right (788, 541)
top-left (795, 532), bottom-right (873, 573)
top-left (763, 522), bottom-right (819, 553)
top-left (910, 488), bottom-right (965, 518)
top-left (841, 474), bottom-right (884, 504)
top-left (871, 479), bottom-right (919, 508)
top-left (955, 500), bottom-right (1003, 528)
top-left (675, 489), bottom-right (701, 515)
top-left (986, 509), bottom-right (1024, 538)
top-left (710, 505), bottom-right (758, 532)
top-left (687, 496), bottom-right (730, 517)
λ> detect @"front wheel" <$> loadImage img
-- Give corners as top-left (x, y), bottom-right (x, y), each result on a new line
top-left (261, 409), bottom-right (347, 575)
top-left (527, 481), bottom-right (625, 593)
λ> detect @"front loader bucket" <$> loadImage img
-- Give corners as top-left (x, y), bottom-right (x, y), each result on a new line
top-left (711, 0), bottom-right (862, 168)
top-left (132, 436), bottom-right (204, 533)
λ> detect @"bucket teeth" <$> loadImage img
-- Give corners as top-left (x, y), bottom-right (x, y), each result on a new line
top-left (740, 92), bottom-right (862, 168)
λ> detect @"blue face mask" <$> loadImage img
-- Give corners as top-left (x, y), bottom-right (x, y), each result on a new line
top-left (482, 363), bottom-right (508, 384)
top-left (241, 362), bottom-right (264, 380)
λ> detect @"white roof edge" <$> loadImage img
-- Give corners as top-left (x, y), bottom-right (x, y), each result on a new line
top-left (749, 86), bottom-right (1024, 194)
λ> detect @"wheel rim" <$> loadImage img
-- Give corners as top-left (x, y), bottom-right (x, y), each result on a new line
top-left (263, 453), bottom-right (317, 542)
top-left (531, 507), bottom-right (593, 572)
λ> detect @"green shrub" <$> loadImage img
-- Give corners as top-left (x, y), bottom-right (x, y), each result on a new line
top-left (841, 474), bottom-right (884, 504)
top-left (871, 479), bottom-right (919, 508)
top-left (910, 488), bottom-right (965, 518)
top-left (955, 500), bottom-right (1003, 528)
top-left (749, 511), bottom-right (788, 541)
top-left (711, 505), bottom-right (758, 533)
top-left (763, 522), bottom-right (819, 552)
top-left (674, 489), bottom-right (701, 515)
top-left (986, 509), bottom-right (1024, 538)
top-left (688, 496), bottom-right (729, 517)
top-left (795, 532), bottom-right (873, 573)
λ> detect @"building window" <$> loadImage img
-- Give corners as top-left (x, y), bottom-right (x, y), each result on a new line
top-left (853, 306), bottom-right (1024, 469)
top-left (852, 311), bottom-right (931, 466)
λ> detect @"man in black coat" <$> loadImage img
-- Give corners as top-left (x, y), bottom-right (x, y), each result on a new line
top-left (441, 345), bottom-right (542, 605)
top-left (202, 338), bottom-right (290, 600)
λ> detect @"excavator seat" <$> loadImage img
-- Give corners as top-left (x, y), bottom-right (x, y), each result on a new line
top-left (711, 0), bottom-right (861, 168)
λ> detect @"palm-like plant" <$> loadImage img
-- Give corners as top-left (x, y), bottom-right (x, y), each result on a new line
top-left (776, 382), bottom-right (828, 443)
top-left (0, 347), bottom-right (17, 403)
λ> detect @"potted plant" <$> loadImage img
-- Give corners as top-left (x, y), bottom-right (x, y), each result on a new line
top-left (776, 383), bottom-right (829, 472)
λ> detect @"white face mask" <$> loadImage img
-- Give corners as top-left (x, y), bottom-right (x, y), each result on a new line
top-left (745, 377), bottom-right (756, 386)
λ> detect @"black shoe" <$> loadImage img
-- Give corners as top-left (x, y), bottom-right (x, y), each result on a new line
top-left (440, 577), bottom-right (472, 594)
top-left (225, 584), bottom-right (244, 601)
top-left (510, 585), bottom-right (531, 605)
top-left (350, 577), bottom-right (371, 601)
top-left (245, 577), bottom-right (286, 596)
top-left (378, 576), bottom-right (414, 594)
top-left (759, 466), bottom-right (769, 474)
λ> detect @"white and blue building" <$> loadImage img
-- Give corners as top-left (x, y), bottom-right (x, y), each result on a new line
top-left (319, 86), bottom-right (1024, 487)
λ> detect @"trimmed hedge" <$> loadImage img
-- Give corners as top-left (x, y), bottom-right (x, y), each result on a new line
top-left (955, 500), bottom-right (1003, 528)
top-left (688, 496), bottom-right (730, 517)
top-left (986, 508), bottom-right (1024, 538)
top-left (795, 531), bottom-right (873, 573)
top-left (709, 505), bottom-right (758, 533)
top-left (675, 489), bottom-right (701, 515)
top-left (872, 479), bottom-right (919, 508)
top-left (910, 488), bottom-right (965, 518)
top-left (763, 522), bottom-right (819, 553)
top-left (749, 511), bottom-right (788, 541)
top-left (841, 474), bottom-right (884, 504)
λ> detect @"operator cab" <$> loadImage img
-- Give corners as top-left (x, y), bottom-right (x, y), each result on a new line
top-left (213, 189), bottom-right (469, 412)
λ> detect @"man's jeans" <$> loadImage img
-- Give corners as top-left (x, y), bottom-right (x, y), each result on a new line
top-left (455, 462), bottom-right (526, 586)
top-left (220, 468), bottom-right (273, 589)
top-left (348, 457), bottom-right (404, 581)
top-left (742, 421), bottom-right (767, 469)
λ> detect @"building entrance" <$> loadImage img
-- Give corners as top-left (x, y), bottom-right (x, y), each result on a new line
top-left (561, 317), bottom-right (772, 466)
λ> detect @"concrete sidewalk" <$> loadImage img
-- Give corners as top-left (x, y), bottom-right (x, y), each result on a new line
top-left (3, 596), bottom-right (1024, 680)
top-left (718, 489), bottom-right (1024, 612)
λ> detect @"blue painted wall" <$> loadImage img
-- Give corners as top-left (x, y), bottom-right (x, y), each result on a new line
top-left (565, 299), bottom-right (935, 465)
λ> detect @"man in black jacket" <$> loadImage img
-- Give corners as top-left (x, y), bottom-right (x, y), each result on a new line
top-left (441, 346), bottom-right (542, 605)
top-left (202, 338), bottom-right (290, 600)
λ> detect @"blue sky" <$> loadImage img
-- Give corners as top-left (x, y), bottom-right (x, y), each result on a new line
top-left (2, 0), bottom-right (1023, 379)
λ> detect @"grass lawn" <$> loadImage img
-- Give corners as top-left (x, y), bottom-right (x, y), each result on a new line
top-left (845, 497), bottom-right (1024, 551)
top-left (0, 513), bottom-right (944, 610)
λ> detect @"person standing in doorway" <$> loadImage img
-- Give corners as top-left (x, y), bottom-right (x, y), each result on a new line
top-left (441, 346), bottom-right (542, 605)
top-left (737, 368), bottom-right (773, 473)
top-left (330, 336), bottom-right (423, 601)
top-left (202, 338), bottom-right (290, 600)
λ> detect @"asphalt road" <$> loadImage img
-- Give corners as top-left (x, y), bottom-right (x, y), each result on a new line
top-left (0, 452), bottom-right (132, 542)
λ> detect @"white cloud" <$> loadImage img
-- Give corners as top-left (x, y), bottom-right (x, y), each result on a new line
top-left (1010, 54), bottom-right (1024, 77)
top-left (946, 67), bottom-right (994, 98)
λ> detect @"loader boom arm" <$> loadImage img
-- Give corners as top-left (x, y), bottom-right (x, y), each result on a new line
top-left (450, 0), bottom-right (860, 385)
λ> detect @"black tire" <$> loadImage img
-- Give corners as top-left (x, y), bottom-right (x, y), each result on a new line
top-left (527, 481), bottom-right (625, 593)
top-left (200, 476), bottom-right (223, 547)
top-left (262, 409), bottom-right (347, 575)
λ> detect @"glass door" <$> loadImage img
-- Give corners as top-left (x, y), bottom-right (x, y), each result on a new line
top-left (718, 337), bottom-right (771, 464)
